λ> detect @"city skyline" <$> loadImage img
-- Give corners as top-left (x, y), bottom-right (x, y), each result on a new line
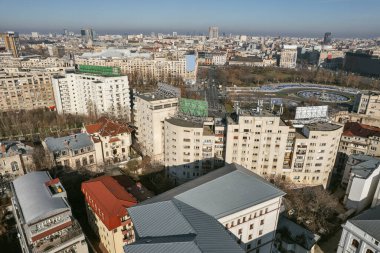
top-left (1, 0), bottom-right (380, 38)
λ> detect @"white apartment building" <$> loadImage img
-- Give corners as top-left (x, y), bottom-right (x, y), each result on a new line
top-left (212, 53), bottom-right (227, 65)
top-left (225, 111), bottom-right (343, 188)
top-left (164, 117), bottom-right (225, 182)
top-left (342, 155), bottom-right (380, 213)
top-left (353, 91), bottom-right (380, 118)
top-left (280, 45), bottom-right (298, 69)
top-left (134, 93), bottom-right (178, 161)
top-left (52, 73), bottom-right (130, 119)
top-left (337, 205), bottom-right (380, 253)
top-left (11, 172), bottom-right (88, 253)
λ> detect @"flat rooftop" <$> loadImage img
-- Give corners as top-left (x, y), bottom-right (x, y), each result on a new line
top-left (135, 92), bottom-right (177, 102)
top-left (305, 122), bottom-right (342, 131)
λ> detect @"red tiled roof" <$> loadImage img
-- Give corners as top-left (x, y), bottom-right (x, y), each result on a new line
top-left (81, 176), bottom-right (138, 230)
top-left (109, 137), bottom-right (120, 143)
top-left (85, 117), bottom-right (132, 137)
top-left (343, 122), bottom-right (380, 138)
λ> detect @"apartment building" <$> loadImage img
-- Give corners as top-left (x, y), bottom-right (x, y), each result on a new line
top-left (0, 71), bottom-right (56, 111)
top-left (134, 93), bottom-right (178, 161)
top-left (337, 205), bottom-right (380, 253)
top-left (212, 53), bottom-right (228, 65)
top-left (82, 175), bottom-right (152, 253)
top-left (279, 45), bottom-right (298, 69)
top-left (164, 116), bottom-right (225, 182)
top-left (0, 141), bottom-right (34, 178)
top-left (84, 117), bottom-right (132, 165)
top-left (225, 112), bottom-right (290, 177)
top-left (0, 31), bottom-right (20, 57)
top-left (287, 122), bottom-right (342, 188)
top-left (225, 111), bottom-right (343, 188)
top-left (43, 133), bottom-right (98, 171)
top-left (52, 73), bottom-right (130, 119)
top-left (342, 155), bottom-right (380, 213)
top-left (353, 91), bottom-right (380, 118)
top-left (336, 122), bottom-right (380, 175)
top-left (75, 55), bottom-right (197, 84)
top-left (126, 164), bottom-right (285, 253)
top-left (11, 171), bottom-right (88, 253)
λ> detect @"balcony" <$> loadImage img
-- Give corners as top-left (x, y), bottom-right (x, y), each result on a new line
top-left (31, 220), bottom-right (84, 253)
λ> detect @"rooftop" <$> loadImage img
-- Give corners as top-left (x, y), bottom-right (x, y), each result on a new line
top-left (305, 122), bottom-right (342, 131)
top-left (349, 205), bottom-right (380, 241)
top-left (135, 92), bottom-right (178, 102)
top-left (12, 171), bottom-right (69, 224)
top-left (125, 199), bottom-right (245, 253)
top-left (141, 163), bottom-right (285, 219)
top-left (343, 122), bottom-right (380, 138)
top-left (0, 141), bottom-right (33, 158)
top-left (44, 133), bottom-right (93, 153)
top-left (85, 117), bottom-right (132, 137)
top-left (349, 155), bottom-right (380, 179)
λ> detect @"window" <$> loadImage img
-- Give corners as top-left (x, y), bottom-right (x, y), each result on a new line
top-left (259, 230), bottom-right (263, 235)
top-left (351, 239), bottom-right (359, 248)
top-left (250, 224), bottom-right (254, 230)
top-left (366, 249), bottom-right (374, 253)
top-left (238, 229), bottom-right (242, 235)
top-left (258, 239), bottom-right (262, 245)
top-left (11, 161), bottom-right (19, 171)
top-left (260, 220), bottom-right (264, 225)
top-left (248, 234), bottom-right (253, 240)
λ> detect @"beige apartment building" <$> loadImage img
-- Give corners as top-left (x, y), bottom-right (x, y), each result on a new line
top-left (288, 122), bottom-right (342, 188)
top-left (134, 93), bottom-right (178, 161)
top-left (225, 111), bottom-right (343, 188)
top-left (353, 91), bottom-right (380, 118)
top-left (164, 116), bottom-right (225, 182)
top-left (0, 71), bottom-right (56, 111)
top-left (75, 56), bottom-right (197, 83)
top-left (279, 45), bottom-right (298, 69)
top-left (225, 113), bottom-right (291, 176)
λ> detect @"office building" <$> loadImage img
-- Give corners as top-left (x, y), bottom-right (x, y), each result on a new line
top-left (209, 26), bottom-right (219, 39)
top-left (81, 28), bottom-right (94, 42)
top-left (84, 117), bottom-right (132, 165)
top-left (0, 71), bottom-right (56, 111)
top-left (344, 52), bottom-right (380, 77)
top-left (125, 164), bottom-right (285, 253)
top-left (52, 72), bottom-right (130, 119)
top-left (0, 141), bottom-right (34, 178)
top-left (342, 155), bottom-right (380, 213)
top-left (11, 171), bottom-right (89, 253)
top-left (337, 205), bottom-right (380, 253)
top-left (43, 133), bottom-right (99, 171)
top-left (164, 116), bottom-right (225, 182)
top-left (47, 45), bottom-right (65, 58)
top-left (134, 93), bottom-right (178, 161)
top-left (82, 175), bottom-right (152, 253)
top-left (323, 32), bottom-right (332, 45)
top-left (0, 31), bottom-right (20, 57)
top-left (353, 91), bottom-right (380, 118)
top-left (280, 45), bottom-right (298, 69)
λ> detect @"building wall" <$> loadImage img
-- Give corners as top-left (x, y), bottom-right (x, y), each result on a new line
top-left (218, 196), bottom-right (283, 252)
top-left (164, 119), bottom-right (225, 182)
top-left (52, 74), bottom-right (130, 119)
top-left (354, 93), bottom-right (380, 118)
top-left (134, 95), bottom-right (178, 161)
top-left (337, 221), bottom-right (380, 253)
top-left (0, 154), bottom-right (34, 177)
top-left (280, 49), bottom-right (297, 69)
top-left (344, 166), bottom-right (380, 212)
top-left (0, 72), bottom-right (55, 111)
top-left (225, 115), bottom-right (290, 177)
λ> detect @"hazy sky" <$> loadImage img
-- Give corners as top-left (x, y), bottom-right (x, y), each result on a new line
top-left (1, 0), bottom-right (379, 38)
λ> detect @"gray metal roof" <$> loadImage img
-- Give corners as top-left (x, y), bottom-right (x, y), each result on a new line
top-left (142, 163), bottom-right (285, 219)
top-left (350, 155), bottom-right (380, 179)
top-left (127, 200), bottom-right (196, 238)
top-left (44, 133), bottom-right (93, 152)
top-left (125, 199), bottom-right (245, 253)
top-left (12, 171), bottom-right (69, 224)
top-left (349, 205), bottom-right (380, 241)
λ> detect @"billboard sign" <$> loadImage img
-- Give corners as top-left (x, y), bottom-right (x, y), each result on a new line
top-left (295, 105), bottom-right (328, 120)
top-left (78, 65), bottom-right (121, 76)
